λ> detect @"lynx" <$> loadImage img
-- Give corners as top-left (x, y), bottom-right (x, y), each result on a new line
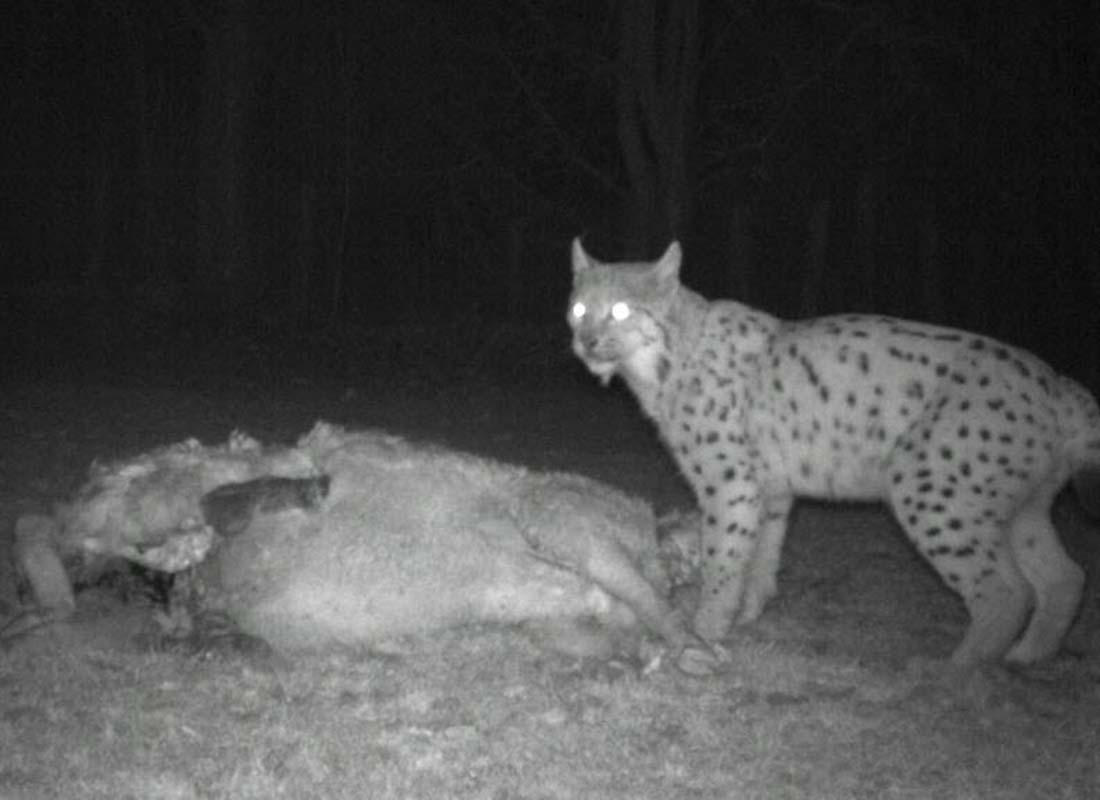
top-left (569, 239), bottom-right (1100, 671)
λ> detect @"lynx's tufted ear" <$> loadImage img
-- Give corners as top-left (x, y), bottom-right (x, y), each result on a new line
top-left (571, 237), bottom-right (596, 274)
top-left (652, 241), bottom-right (682, 285)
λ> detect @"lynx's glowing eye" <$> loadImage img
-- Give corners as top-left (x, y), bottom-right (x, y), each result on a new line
top-left (610, 301), bottom-right (631, 322)
top-left (570, 301), bottom-right (587, 320)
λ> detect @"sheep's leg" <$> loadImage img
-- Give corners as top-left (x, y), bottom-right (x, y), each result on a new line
top-left (1, 515), bottom-right (75, 643)
top-left (14, 515), bottom-right (74, 615)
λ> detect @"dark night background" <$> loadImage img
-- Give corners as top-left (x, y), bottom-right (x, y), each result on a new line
top-left (2, 0), bottom-right (1098, 387)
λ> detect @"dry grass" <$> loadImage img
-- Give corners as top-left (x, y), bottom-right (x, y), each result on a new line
top-left (4, 622), bottom-right (1097, 799)
top-left (2, 358), bottom-right (1099, 799)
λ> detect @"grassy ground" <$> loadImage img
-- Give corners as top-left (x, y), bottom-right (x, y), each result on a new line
top-left (1, 327), bottom-right (1098, 799)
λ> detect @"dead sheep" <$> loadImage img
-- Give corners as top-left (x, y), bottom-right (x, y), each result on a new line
top-left (6, 422), bottom-right (715, 673)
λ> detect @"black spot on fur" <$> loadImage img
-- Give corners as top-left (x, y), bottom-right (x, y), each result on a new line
top-left (657, 356), bottom-right (671, 383)
top-left (799, 356), bottom-right (820, 386)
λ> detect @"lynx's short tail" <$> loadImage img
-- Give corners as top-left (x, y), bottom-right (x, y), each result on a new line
top-left (1061, 376), bottom-right (1100, 517)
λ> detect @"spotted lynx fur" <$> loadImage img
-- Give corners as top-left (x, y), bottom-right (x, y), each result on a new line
top-left (569, 239), bottom-right (1100, 670)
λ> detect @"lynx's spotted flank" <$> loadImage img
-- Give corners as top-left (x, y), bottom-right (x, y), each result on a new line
top-left (568, 239), bottom-right (1100, 671)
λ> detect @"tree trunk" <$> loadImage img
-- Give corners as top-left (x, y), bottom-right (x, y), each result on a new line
top-left (727, 204), bottom-right (754, 301)
top-left (81, 134), bottom-right (111, 370)
top-left (854, 162), bottom-right (878, 310)
top-left (196, 0), bottom-right (254, 311)
top-left (329, 26), bottom-right (352, 326)
top-left (506, 223), bottom-right (524, 323)
top-left (800, 194), bottom-right (830, 318)
top-left (130, 17), bottom-right (153, 283)
top-left (917, 175), bottom-right (941, 322)
top-left (296, 179), bottom-right (318, 328)
top-left (615, 0), bottom-right (699, 255)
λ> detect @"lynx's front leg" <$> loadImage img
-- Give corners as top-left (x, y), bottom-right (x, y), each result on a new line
top-left (693, 478), bottom-right (764, 642)
top-left (737, 492), bottom-right (793, 624)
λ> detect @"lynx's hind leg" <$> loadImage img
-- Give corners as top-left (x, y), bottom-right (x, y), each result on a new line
top-left (887, 447), bottom-right (1033, 670)
top-left (948, 547), bottom-right (1033, 670)
top-left (1004, 476), bottom-right (1085, 663)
